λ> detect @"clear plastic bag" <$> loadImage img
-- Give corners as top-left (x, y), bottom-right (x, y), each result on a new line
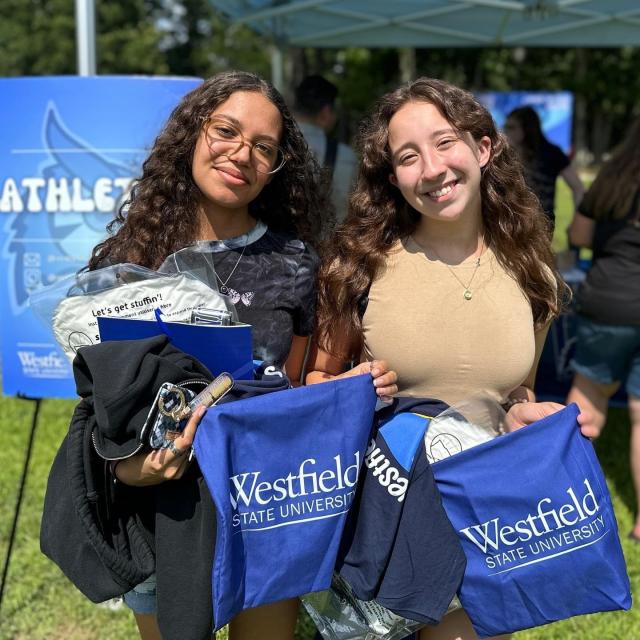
top-left (29, 247), bottom-right (238, 362)
top-left (423, 395), bottom-right (506, 464)
top-left (302, 573), bottom-right (461, 640)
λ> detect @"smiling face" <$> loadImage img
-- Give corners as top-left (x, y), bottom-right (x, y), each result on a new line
top-left (388, 101), bottom-right (491, 225)
top-left (191, 90), bottom-right (283, 216)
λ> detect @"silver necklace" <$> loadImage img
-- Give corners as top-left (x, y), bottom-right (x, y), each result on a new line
top-left (214, 240), bottom-right (247, 295)
top-left (429, 237), bottom-right (485, 301)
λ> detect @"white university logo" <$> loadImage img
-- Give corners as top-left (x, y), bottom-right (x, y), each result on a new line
top-left (229, 453), bottom-right (360, 532)
top-left (459, 478), bottom-right (608, 574)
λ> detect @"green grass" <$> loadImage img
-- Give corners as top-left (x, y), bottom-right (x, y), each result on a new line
top-left (0, 397), bottom-right (137, 640)
top-left (1, 396), bottom-right (637, 639)
top-left (0, 179), bottom-right (635, 639)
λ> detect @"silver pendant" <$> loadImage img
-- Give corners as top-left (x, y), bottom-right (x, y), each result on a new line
top-left (220, 284), bottom-right (229, 295)
top-left (464, 289), bottom-right (473, 300)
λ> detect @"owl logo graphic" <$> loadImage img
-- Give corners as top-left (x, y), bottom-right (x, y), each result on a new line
top-left (4, 102), bottom-right (136, 313)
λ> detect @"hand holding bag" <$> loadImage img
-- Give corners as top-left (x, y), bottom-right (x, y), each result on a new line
top-left (193, 374), bottom-right (378, 630)
top-left (431, 403), bottom-right (632, 638)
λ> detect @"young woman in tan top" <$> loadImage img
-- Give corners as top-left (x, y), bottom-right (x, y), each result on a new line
top-left (307, 78), bottom-right (589, 639)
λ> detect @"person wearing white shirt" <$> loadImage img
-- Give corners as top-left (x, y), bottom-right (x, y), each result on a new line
top-left (294, 75), bottom-right (358, 226)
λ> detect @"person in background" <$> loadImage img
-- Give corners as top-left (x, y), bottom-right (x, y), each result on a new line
top-left (307, 77), bottom-right (589, 640)
top-left (567, 117), bottom-right (640, 543)
top-left (504, 105), bottom-right (583, 233)
top-left (294, 74), bottom-right (358, 225)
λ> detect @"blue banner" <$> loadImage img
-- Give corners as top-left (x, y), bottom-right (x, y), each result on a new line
top-left (476, 91), bottom-right (574, 154)
top-left (0, 76), bottom-right (202, 398)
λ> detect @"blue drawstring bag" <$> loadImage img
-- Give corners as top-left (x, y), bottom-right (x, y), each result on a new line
top-left (432, 403), bottom-right (631, 638)
top-left (194, 374), bottom-right (377, 630)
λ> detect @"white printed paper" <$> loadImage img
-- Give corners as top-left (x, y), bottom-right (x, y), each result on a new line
top-left (52, 274), bottom-right (225, 361)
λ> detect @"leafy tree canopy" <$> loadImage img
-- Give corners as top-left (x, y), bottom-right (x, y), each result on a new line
top-left (1, 0), bottom-right (637, 158)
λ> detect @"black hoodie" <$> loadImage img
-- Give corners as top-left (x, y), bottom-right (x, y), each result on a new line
top-left (41, 335), bottom-right (289, 640)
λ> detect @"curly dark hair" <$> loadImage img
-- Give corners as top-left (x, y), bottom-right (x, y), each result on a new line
top-left (317, 77), bottom-right (566, 359)
top-left (88, 71), bottom-right (332, 270)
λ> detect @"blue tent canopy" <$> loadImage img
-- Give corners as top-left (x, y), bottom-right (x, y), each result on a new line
top-left (209, 0), bottom-right (640, 48)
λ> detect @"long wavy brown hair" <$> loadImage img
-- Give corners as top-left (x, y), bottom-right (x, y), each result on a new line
top-left (581, 116), bottom-right (640, 221)
top-left (88, 71), bottom-right (331, 270)
top-left (317, 77), bottom-right (565, 359)
top-left (505, 105), bottom-right (547, 164)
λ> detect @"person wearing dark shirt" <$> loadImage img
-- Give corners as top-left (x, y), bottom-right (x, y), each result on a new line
top-left (504, 106), bottom-right (583, 232)
top-left (567, 117), bottom-right (640, 543)
top-left (86, 70), bottom-right (322, 640)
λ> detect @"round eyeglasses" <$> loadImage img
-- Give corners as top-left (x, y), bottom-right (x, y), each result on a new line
top-left (203, 117), bottom-right (287, 175)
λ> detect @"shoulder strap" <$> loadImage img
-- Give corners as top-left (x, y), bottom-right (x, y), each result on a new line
top-left (323, 135), bottom-right (338, 178)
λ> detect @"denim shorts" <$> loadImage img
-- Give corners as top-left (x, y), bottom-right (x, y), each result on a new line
top-left (123, 573), bottom-right (157, 615)
top-left (571, 316), bottom-right (640, 397)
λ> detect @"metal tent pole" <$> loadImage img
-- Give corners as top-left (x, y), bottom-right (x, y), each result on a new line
top-left (75, 0), bottom-right (96, 75)
top-left (270, 44), bottom-right (285, 92)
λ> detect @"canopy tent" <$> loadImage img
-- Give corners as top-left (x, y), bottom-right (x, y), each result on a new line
top-left (208, 1), bottom-right (640, 48)
top-left (75, 1), bottom-right (640, 76)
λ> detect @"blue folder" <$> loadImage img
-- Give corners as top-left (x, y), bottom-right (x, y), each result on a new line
top-left (97, 314), bottom-right (254, 379)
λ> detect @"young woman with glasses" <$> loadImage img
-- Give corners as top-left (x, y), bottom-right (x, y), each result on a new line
top-left (86, 71), bottom-right (396, 640)
top-left (89, 71), bottom-right (326, 384)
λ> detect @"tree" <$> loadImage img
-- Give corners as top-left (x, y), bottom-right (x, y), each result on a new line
top-left (0, 0), bottom-right (76, 75)
top-left (2, 1), bottom-right (636, 159)
top-left (0, 0), bottom-right (168, 76)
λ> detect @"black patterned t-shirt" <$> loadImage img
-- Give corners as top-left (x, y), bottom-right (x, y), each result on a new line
top-left (193, 222), bottom-right (319, 367)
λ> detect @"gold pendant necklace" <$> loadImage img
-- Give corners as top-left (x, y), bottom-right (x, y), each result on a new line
top-left (430, 237), bottom-right (485, 301)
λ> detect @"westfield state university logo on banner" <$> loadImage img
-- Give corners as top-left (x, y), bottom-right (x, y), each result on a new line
top-left (1, 102), bottom-right (135, 396)
top-left (229, 452), bottom-right (360, 530)
top-left (460, 478), bottom-right (607, 575)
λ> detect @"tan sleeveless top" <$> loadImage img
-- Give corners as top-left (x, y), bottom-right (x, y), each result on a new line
top-left (362, 238), bottom-right (536, 406)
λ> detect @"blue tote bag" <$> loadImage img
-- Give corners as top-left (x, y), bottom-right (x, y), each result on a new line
top-left (193, 374), bottom-right (377, 630)
top-left (432, 403), bottom-right (631, 638)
